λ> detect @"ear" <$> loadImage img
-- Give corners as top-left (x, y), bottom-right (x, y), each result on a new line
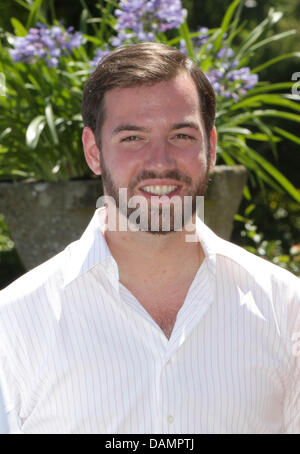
top-left (208, 126), bottom-right (217, 172)
top-left (82, 126), bottom-right (102, 175)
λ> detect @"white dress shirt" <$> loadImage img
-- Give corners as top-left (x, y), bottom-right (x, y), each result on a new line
top-left (0, 207), bottom-right (299, 434)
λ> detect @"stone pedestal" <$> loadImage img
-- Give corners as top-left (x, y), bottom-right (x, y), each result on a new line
top-left (204, 165), bottom-right (248, 240)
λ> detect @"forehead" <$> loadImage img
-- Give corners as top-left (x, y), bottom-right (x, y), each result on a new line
top-left (103, 73), bottom-right (202, 128)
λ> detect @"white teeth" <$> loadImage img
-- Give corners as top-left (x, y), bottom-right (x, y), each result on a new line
top-left (141, 185), bottom-right (178, 195)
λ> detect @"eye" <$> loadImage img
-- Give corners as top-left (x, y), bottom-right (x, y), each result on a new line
top-left (121, 136), bottom-right (141, 142)
top-left (174, 133), bottom-right (196, 141)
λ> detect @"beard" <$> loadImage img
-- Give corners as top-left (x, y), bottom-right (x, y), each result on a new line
top-left (99, 153), bottom-right (210, 234)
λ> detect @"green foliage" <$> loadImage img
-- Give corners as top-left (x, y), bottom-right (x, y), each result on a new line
top-left (0, 0), bottom-right (299, 206)
top-left (184, 3), bottom-right (300, 203)
top-left (237, 221), bottom-right (300, 276)
top-left (0, 215), bottom-right (25, 289)
top-left (0, 214), bottom-right (14, 252)
top-left (0, 30), bottom-right (93, 181)
top-left (233, 191), bottom-right (300, 276)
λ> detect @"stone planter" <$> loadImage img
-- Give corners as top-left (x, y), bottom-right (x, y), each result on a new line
top-left (204, 165), bottom-right (248, 240)
top-left (0, 165), bottom-right (247, 270)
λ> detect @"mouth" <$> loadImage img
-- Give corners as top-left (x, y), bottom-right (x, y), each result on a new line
top-left (139, 184), bottom-right (180, 196)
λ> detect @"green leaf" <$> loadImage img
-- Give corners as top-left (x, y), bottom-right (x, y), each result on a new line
top-left (217, 127), bottom-right (252, 135)
top-left (45, 104), bottom-right (59, 145)
top-left (245, 204), bottom-right (256, 216)
top-left (26, 0), bottom-right (44, 29)
top-left (179, 21), bottom-right (195, 59)
top-left (239, 141), bottom-right (300, 202)
top-left (220, 138), bottom-right (288, 194)
top-left (231, 94), bottom-right (300, 113)
top-left (82, 34), bottom-right (103, 45)
top-left (244, 133), bottom-right (280, 142)
top-left (0, 128), bottom-right (12, 141)
top-left (80, 9), bottom-right (89, 34)
top-left (13, 0), bottom-right (32, 11)
top-left (252, 109), bottom-right (300, 123)
top-left (79, 0), bottom-right (101, 34)
top-left (235, 15), bottom-right (271, 60)
top-left (244, 246), bottom-right (258, 254)
top-left (273, 127), bottom-right (300, 145)
top-left (251, 52), bottom-right (300, 74)
top-left (214, 0), bottom-right (241, 51)
top-left (235, 8), bottom-right (283, 60)
top-left (250, 117), bottom-right (279, 159)
top-left (234, 214), bottom-right (250, 223)
top-left (225, 109), bottom-right (300, 126)
top-left (26, 115), bottom-right (46, 149)
top-left (218, 150), bottom-right (237, 166)
top-left (244, 82), bottom-right (294, 96)
top-left (248, 30), bottom-right (296, 54)
top-left (10, 17), bottom-right (28, 36)
top-left (243, 186), bottom-right (251, 200)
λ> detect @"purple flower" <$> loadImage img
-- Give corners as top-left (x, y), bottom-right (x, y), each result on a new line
top-left (90, 47), bottom-right (111, 68)
top-left (243, 73), bottom-right (259, 89)
top-left (179, 39), bottom-right (187, 54)
top-left (206, 64), bottom-right (259, 100)
top-left (217, 46), bottom-right (234, 59)
top-left (48, 57), bottom-right (59, 68)
top-left (186, 25), bottom-right (260, 100)
top-left (9, 23), bottom-right (83, 68)
top-left (66, 32), bottom-right (83, 51)
top-left (197, 27), bottom-right (210, 45)
top-left (113, 0), bottom-right (186, 46)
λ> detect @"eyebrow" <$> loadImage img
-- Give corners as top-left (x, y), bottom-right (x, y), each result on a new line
top-left (112, 121), bottom-right (200, 136)
top-left (112, 124), bottom-right (148, 135)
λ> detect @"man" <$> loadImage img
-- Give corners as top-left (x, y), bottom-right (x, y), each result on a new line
top-left (0, 42), bottom-right (299, 434)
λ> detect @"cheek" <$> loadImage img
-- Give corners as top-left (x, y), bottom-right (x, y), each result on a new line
top-left (109, 148), bottom-right (142, 181)
top-left (176, 150), bottom-right (208, 175)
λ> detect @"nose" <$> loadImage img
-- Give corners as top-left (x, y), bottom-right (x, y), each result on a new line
top-left (144, 138), bottom-right (176, 171)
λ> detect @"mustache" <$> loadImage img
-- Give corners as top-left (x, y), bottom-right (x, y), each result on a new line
top-left (129, 170), bottom-right (192, 190)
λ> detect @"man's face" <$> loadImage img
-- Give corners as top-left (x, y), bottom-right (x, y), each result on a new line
top-left (93, 72), bottom-right (216, 233)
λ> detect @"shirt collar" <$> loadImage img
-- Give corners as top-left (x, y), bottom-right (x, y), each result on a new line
top-left (63, 208), bottom-right (117, 287)
top-left (63, 207), bottom-right (223, 287)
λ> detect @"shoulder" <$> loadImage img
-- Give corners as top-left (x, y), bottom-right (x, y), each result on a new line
top-left (0, 247), bottom-right (69, 353)
top-left (198, 217), bottom-right (299, 297)
top-left (216, 237), bottom-right (300, 294)
top-left (0, 247), bottom-right (66, 310)
top-left (214, 238), bottom-right (300, 336)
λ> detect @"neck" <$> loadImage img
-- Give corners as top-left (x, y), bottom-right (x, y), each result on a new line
top-left (99, 208), bottom-right (204, 281)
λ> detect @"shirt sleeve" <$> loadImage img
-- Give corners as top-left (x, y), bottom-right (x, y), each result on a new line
top-left (284, 282), bottom-right (300, 434)
top-left (0, 346), bottom-right (22, 433)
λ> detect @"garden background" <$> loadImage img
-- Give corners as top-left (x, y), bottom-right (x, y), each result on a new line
top-left (0, 0), bottom-right (299, 289)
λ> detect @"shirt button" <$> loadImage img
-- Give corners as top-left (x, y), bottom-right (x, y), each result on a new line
top-left (167, 414), bottom-right (174, 424)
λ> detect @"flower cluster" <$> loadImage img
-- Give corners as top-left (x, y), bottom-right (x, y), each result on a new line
top-left (90, 0), bottom-right (186, 68)
top-left (90, 47), bottom-right (111, 67)
top-left (180, 26), bottom-right (212, 54)
top-left (114, 0), bottom-right (186, 42)
top-left (9, 23), bottom-right (83, 68)
top-left (206, 64), bottom-right (258, 100)
top-left (180, 27), bottom-right (258, 100)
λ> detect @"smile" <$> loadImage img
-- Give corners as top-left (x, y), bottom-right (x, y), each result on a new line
top-left (140, 185), bottom-right (179, 195)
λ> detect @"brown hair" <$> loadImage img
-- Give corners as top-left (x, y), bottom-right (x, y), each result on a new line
top-left (82, 42), bottom-right (216, 148)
